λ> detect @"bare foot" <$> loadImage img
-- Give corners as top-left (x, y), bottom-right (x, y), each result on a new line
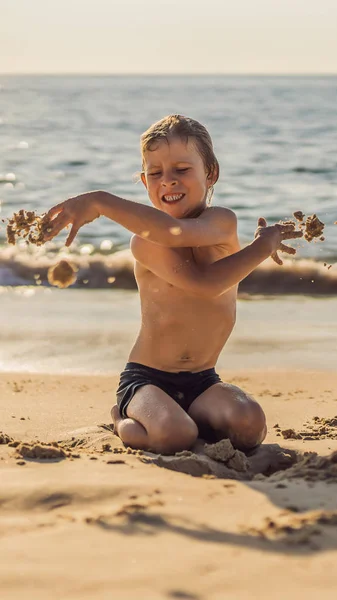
top-left (111, 405), bottom-right (122, 437)
top-left (245, 443), bottom-right (298, 476)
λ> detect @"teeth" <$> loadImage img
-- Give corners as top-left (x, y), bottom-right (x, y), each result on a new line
top-left (163, 194), bottom-right (184, 202)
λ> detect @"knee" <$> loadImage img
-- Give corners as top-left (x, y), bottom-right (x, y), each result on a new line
top-left (229, 401), bottom-right (267, 450)
top-left (150, 413), bottom-right (198, 455)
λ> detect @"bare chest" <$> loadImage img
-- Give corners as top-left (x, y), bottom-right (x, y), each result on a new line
top-left (135, 243), bottom-right (231, 305)
top-left (130, 242), bottom-right (238, 370)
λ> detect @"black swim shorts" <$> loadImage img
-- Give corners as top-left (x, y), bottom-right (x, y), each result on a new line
top-left (116, 361), bottom-right (221, 418)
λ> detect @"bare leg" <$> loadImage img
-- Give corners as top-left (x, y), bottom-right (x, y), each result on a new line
top-left (188, 382), bottom-right (267, 451)
top-left (111, 405), bottom-right (149, 449)
top-left (112, 385), bottom-right (198, 454)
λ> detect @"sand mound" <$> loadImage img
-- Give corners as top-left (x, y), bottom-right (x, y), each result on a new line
top-left (7, 419), bottom-right (335, 485)
top-left (16, 442), bottom-right (68, 460)
top-left (204, 439), bottom-right (250, 472)
top-left (204, 438), bottom-right (235, 461)
top-left (141, 441), bottom-right (297, 480)
top-left (267, 450), bottom-right (337, 484)
top-left (8, 430), bottom-right (336, 486)
top-left (0, 432), bottom-right (13, 444)
top-left (141, 449), bottom-right (241, 479)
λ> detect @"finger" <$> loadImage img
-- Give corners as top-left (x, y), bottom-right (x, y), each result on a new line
top-left (279, 243), bottom-right (296, 255)
top-left (282, 230), bottom-right (303, 240)
top-left (275, 223), bottom-right (295, 233)
top-left (46, 201), bottom-right (67, 221)
top-left (281, 225), bottom-right (296, 233)
top-left (271, 251), bottom-right (283, 266)
top-left (258, 217), bottom-right (267, 228)
top-left (65, 225), bottom-right (79, 247)
top-left (44, 214), bottom-right (71, 240)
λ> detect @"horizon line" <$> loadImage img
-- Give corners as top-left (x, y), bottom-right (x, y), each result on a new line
top-left (1, 72), bottom-right (337, 77)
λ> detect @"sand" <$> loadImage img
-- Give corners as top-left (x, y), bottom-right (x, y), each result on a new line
top-left (4, 209), bottom-right (51, 246)
top-left (47, 260), bottom-right (78, 289)
top-left (1, 369), bottom-right (337, 600)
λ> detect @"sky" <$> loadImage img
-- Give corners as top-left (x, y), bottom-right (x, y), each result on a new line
top-left (0, 0), bottom-right (336, 74)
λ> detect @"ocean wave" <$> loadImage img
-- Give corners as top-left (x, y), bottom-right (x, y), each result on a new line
top-left (55, 160), bottom-right (89, 168)
top-left (0, 246), bottom-right (135, 289)
top-left (0, 246), bottom-right (336, 295)
top-left (241, 258), bottom-right (337, 295)
top-left (292, 166), bottom-right (336, 175)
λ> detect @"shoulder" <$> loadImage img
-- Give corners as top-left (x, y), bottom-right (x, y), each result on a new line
top-left (130, 233), bottom-right (146, 255)
top-left (130, 234), bottom-right (161, 260)
top-left (200, 207), bottom-right (240, 253)
top-left (130, 234), bottom-right (184, 266)
top-left (200, 206), bottom-right (237, 232)
top-left (130, 235), bottom-right (152, 275)
top-left (200, 206), bottom-right (237, 223)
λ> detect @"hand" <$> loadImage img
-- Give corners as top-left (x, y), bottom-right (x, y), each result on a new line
top-left (43, 193), bottom-right (100, 246)
top-left (254, 217), bottom-right (303, 265)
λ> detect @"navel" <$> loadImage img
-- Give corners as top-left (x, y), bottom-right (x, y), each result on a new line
top-left (180, 353), bottom-right (192, 362)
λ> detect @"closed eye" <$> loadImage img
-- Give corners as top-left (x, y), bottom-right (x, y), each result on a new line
top-left (148, 167), bottom-right (190, 177)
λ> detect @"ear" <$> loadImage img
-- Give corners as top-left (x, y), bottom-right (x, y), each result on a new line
top-left (140, 172), bottom-right (148, 189)
top-left (207, 165), bottom-right (219, 187)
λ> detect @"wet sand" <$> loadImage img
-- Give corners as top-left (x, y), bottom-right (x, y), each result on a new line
top-left (2, 290), bottom-right (337, 374)
top-left (1, 369), bottom-right (337, 599)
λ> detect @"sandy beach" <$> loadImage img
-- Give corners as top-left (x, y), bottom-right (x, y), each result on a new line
top-left (1, 368), bottom-right (337, 600)
top-left (1, 47), bottom-right (337, 600)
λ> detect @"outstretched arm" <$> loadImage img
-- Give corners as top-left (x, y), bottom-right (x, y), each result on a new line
top-left (44, 190), bottom-right (237, 248)
top-left (131, 219), bottom-right (303, 298)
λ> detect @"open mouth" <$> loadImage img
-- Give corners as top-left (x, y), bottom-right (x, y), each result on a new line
top-left (162, 193), bottom-right (185, 204)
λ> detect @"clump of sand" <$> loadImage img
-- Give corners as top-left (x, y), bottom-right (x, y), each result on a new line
top-left (303, 215), bottom-right (325, 242)
top-left (3, 210), bottom-right (78, 288)
top-left (292, 211), bottom-right (325, 242)
top-left (47, 260), bottom-right (78, 289)
top-left (16, 442), bottom-right (68, 460)
top-left (0, 432), bottom-right (13, 444)
top-left (203, 438), bottom-right (235, 462)
top-left (293, 211), bottom-right (305, 222)
top-left (4, 210), bottom-right (52, 246)
top-left (279, 416), bottom-right (337, 441)
top-left (204, 438), bottom-right (250, 472)
top-left (281, 428), bottom-right (302, 440)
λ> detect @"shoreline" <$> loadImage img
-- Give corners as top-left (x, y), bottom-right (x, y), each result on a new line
top-left (1, 290), bottom-right (337, 374)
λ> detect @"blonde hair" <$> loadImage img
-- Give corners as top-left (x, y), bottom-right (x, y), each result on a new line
top-left (140, 115), bottom-right (219, 203)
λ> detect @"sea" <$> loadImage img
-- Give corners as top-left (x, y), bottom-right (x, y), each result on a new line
top-left (1, 75), bottom-right (336, 373)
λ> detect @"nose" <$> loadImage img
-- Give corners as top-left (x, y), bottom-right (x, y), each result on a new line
top-left (161, 172), bottom-right (178, 187)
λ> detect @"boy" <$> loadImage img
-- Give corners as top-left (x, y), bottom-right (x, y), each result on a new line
top-left (44, 115), bottom-right (302, 455)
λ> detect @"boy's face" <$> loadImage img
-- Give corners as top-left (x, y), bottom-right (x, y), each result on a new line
top-left (141, 137), bottom-right (214, 218)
